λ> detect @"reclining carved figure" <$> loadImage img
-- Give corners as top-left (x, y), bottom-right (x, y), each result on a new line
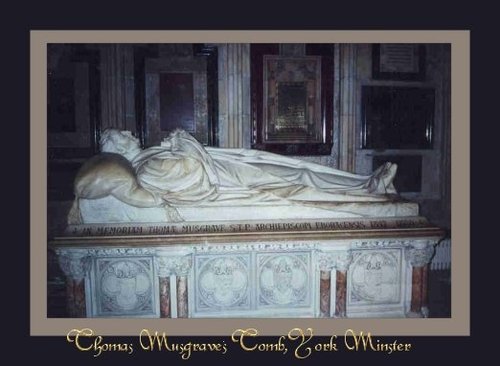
top-left (69, 128), bottom-right (398, 224)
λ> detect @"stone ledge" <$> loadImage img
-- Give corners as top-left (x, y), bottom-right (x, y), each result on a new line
top-left (50, 216), bottom-right (444, 248)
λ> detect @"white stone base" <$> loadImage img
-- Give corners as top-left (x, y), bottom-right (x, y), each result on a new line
top-left (53, 217), bottom-right (442, 319)
top-left (78, 196), bottom-right (419, 224)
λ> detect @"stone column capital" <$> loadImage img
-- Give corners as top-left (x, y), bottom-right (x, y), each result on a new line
top-left (155, 250), bottom-right (193, 277)
top-left (405, 245), bottom-right (435, 268)
top-left (56, 249), bottom-right (92, 281)
top-left (317, 250), bottom-right (352, 272)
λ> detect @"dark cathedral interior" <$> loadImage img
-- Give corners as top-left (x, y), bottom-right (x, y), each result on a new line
top-left (46, 43), bottom-right (451, 319)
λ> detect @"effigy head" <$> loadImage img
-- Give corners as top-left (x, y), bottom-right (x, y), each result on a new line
top-left (100, 129), bottom-right (141, 161)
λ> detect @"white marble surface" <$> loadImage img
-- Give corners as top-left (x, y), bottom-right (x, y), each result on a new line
top-left (89, 256), bottom-right (160, 317)
top-left (55, 234), bottom-right (440, 318)
top-left (72, 129), bottom-right (414, 224)
top-left (78, 195), bottom-right (419, 223)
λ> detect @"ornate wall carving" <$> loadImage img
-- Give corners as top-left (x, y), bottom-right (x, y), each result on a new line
top-left (405, 245), bottom-right (435, 267)
top-left (348, 249), bottom-right (401, 305)
top-left (92, 257), bottom-right (157, 317)
top-left (195, 255), bottom-right (250, 311)
top-left (258, 253), bottom-right (310, 307)
top-left (53, 231), bottom-right (441, 318)
top-left (317, 250), bottom-right (352, 272)
top-left (155, 254), bottom-right (193, 277)
top-left (56, 249), bottom-right (91, 281)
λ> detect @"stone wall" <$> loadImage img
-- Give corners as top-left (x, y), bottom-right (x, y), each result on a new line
top-left (47, 43), bottom-right (451, 239)
top-left (214, 43), bottom-right (450, 229)
top-left (354, 44), bottom-right (451, 229)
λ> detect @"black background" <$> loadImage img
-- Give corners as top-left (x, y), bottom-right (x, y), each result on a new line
top-left (6, 1), bottom-right (491, 364)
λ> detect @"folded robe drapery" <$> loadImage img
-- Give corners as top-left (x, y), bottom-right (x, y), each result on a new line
top-left (131, 130), bottom-right (398, 207)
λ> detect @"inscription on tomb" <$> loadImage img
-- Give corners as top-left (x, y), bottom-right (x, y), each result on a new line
top-left (65, 218), bottom-right (428, 238)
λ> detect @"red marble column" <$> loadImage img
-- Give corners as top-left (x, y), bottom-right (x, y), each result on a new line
top-left (335, 271), bottom-right (347, 318)
top-left (319, 270), bottom-right (331, 317)
top-left (421, 265), bottom-right (429, 316)
top-left (66, 279), bottom-right (86, 318)
top-left (176, 276), bottom-right (189, 318)
top-left (406, 244), bottom-right (437, 317)
top-left (410, 266), bottom-right (423, 313)
top-left (159, 277), bottom-right (171, 318)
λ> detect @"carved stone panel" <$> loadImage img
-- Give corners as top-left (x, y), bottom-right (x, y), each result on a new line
top-left (91, 257), bottom-right (158, 317)
top-left (257, 252), bottom-right (311, 308)
top-left (348, 249), bottom-right (402, 306)
top-left (194, 255), bottom-right (251, 313)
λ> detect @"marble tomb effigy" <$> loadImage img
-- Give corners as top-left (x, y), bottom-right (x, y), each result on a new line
top-left (51, 129), bottom-right (444, 318)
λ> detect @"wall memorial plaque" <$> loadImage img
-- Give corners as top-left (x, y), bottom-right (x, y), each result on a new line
top-left (159, 73), bottom-right (196, 133)
top-left (251, 44), bottom-right (334, 155)
top-left (142, 44), bottom-right (218, 147)
top-left (47, 44), bottom-right (101, 201)
top-left (263, 56), bottom-right (321, 143)
top-left (47, 44), bottom-right (101, 156)
top-left (361, 86), bottom-right (435, 149)
top-left (372, 44), bottom-right (426, 81)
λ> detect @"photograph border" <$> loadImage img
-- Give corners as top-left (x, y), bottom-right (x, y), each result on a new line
top-left (31, 30), bottom-right (469, 336)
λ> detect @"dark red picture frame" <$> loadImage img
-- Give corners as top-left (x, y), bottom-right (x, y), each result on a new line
top-left (251, 44), bottom-right (334, 155)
